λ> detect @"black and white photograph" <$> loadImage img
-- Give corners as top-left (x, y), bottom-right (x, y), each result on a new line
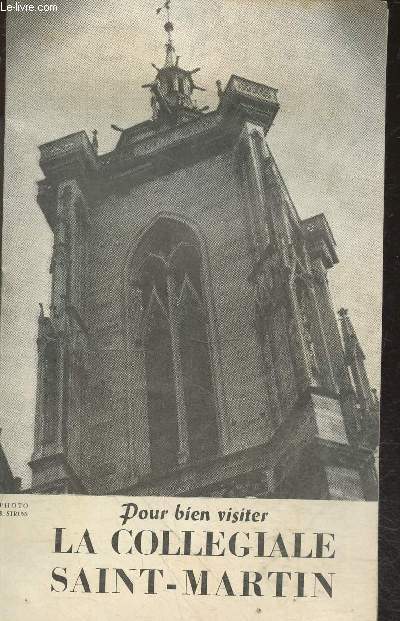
top-left (0, 0), bottom-right (385, 500)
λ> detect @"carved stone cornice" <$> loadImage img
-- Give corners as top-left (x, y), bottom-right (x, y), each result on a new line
top-left (39, 131), bottom-right (99, 181)
top-left (37, 75), bottom-right (280, 208)
top-left (219, 75), bottom-right (279, 132)
top-left (301, 213), bottom-right (338, 269)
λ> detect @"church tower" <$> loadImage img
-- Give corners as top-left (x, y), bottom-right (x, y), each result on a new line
top-left (30, 4), bottom-right (378, 499)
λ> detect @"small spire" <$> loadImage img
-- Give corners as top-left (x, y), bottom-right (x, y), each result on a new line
top-left (156, 0), bottom-right (176, 67)
top-left (338, 307), bottom-right (373, 410)
top-left (338, 307), bottom-right (361, 353)
top-left (91, 129), bottom-right (98, 154)
top-left (145, 0), bottom-right (205, 123)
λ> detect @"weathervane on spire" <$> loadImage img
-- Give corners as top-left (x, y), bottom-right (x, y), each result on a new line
top-left (142, 0), bottom-right (208, 123)
top-left (156, 0), bottom-right (177, 68)
top-left (156, 0), bottom-right (174, 44)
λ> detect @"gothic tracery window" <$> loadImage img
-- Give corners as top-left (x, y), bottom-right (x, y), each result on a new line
top-left (174, 247), bottom-right (219, 461)
top-left (131, 219), bottom-right (219, 473)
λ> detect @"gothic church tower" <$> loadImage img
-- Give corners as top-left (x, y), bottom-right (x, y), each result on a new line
top-left (30, 6), bottom-right (378, 499)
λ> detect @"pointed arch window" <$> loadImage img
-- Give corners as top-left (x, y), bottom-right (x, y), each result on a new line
top-left (130, 218), bottom-right (219, 473)
top-left (174, 249), bottom-right (219, 460)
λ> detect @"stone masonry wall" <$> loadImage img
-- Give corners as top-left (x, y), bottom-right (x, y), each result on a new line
top-left (81, 151), bottom-right (284, 492)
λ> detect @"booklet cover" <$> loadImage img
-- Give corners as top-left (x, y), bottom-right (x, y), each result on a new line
top-left (0, 1), bottom-right (385, 619)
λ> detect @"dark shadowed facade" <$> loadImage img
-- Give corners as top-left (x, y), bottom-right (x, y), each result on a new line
top-left (29, 27), bottom-right (379, 499)
top-left (0, 436), bottom-right (21, 493)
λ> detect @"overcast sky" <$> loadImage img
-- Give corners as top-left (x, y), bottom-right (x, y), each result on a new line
top-left (0, 1), bottom-right (387, 487)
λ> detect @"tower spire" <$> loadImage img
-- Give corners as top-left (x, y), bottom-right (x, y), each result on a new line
top-left (156, 0), bottom-right (176, 67)
top-left (141, 1), bottom-right (208, 123)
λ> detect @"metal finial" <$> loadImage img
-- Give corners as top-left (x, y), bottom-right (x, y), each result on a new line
top-left (156, 1), bottom-right (177, 67)
top-left (164, 20), bottom-right (174, 36)
top-left (156, 0), bottom-right (173, 42)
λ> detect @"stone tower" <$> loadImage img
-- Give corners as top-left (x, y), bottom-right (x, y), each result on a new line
top-left (30, 8), bottom-right (378, 498)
